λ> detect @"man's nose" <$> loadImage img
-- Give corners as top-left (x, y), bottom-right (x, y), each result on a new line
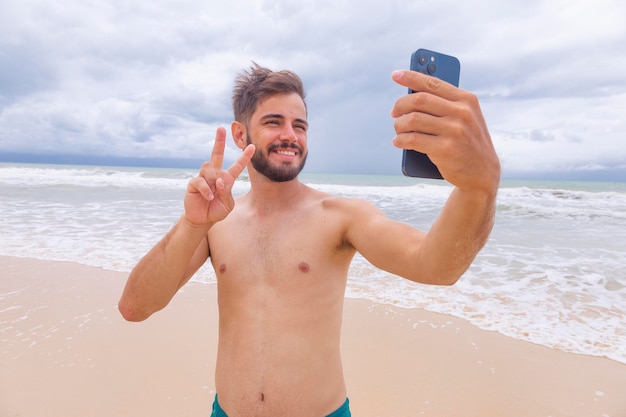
top-left (279, 125), bottom-right (298, 143)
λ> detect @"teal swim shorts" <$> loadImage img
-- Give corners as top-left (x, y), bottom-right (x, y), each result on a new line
top-left (210, 395), bottom-right (351, 417)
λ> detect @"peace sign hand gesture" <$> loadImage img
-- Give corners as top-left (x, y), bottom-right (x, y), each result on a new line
top-left (184, 127), bottom-right (255, 227)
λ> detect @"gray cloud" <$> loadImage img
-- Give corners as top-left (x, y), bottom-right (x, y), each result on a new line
top-left (529, 130), bottom-right (556, 143)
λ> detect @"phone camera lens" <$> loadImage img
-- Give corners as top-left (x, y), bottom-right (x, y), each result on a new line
top-left (427, 63), bottom-right (437, 75)
top-left (418, 54), bottom-right (428, 65)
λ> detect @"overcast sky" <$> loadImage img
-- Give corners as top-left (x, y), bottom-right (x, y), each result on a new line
top-left (1, 0), bottom-right (625, 179)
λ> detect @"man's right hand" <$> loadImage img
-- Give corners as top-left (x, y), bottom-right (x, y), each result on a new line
top-left (184, 127), bottom-right (255, 226)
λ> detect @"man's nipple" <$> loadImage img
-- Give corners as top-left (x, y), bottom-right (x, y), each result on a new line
top-left (219, 264), bottom-right (227, 274)
top-left (298, 262), bottom-right (310, 273)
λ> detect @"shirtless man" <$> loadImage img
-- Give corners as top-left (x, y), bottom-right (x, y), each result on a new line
top-left (118, 63), bottom-right (500, 417)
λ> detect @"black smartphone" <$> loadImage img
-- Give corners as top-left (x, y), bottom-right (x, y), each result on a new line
top-left (401, 49), bottom-right (461, 179)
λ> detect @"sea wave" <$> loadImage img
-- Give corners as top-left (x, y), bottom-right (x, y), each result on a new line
top-left (496, 186), bottom-right (626, 221)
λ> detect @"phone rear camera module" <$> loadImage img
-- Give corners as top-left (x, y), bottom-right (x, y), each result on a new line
top-left (427, 63), bottom-right (437, 75)
top-left (418, 54), bottom-right (428, 65)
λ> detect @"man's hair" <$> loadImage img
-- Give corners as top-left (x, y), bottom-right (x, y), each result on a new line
top-left (232, 62), bottom-right (306, 126)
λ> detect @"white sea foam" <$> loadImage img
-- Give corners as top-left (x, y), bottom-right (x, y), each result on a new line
top-left (0, 165), bottom-right (192, 189)
top-left (1, 164), bottom-right (625, 364)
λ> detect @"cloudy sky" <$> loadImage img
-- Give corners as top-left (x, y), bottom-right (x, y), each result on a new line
top-left (1, 0), bottom-right (625, 180)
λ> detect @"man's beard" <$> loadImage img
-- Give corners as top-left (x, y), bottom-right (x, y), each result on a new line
top-left (246, 134), bottom-right (307, 182)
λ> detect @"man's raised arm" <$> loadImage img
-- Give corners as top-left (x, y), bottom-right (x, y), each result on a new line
top-left (118, 127), bottom-right (255, 321)
top-left (389, 69), bottom-right (500, 284)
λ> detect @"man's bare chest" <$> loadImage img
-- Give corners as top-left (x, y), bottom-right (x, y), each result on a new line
top-left (209, 212), bottom-right (342, 275)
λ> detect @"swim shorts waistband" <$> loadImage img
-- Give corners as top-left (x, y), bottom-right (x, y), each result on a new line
top-left (210, 395), bottom-right (351, 417)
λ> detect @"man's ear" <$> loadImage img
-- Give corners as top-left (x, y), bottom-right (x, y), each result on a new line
top-left (231, 121), bottom-right (247, 150)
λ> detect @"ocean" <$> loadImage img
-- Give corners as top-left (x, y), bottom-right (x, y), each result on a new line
top-left (1, 162), bottom-right (625, 365)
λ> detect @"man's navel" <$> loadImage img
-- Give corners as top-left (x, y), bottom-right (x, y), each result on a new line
top-left (298, 262), bottom-right (310, 273)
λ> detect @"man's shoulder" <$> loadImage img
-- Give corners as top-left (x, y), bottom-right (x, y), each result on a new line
top-left (315, 192), bottom-right (375, 213)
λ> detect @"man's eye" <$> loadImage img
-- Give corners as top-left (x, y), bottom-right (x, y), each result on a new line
top-left (266, 120), bottom-right (279, 125)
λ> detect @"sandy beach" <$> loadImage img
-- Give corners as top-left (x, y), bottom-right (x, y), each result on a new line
top-left (1, 255), bottom-right (625, 417)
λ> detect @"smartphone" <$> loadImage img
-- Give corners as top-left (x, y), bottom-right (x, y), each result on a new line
top-left (401, 49), bottom-right (461, 179)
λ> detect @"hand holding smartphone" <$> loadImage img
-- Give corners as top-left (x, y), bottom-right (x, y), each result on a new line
top-left (401, 49), bottom-right (461, 179)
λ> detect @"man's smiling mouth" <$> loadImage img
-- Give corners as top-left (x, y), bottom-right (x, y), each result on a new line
top-left (276, 149), bottom-right (296, 156)
top-left (268, 143), bottom-right (302, 157)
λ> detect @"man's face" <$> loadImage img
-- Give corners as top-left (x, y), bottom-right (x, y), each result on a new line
top-left (245, 93), bottom-right (308, 182)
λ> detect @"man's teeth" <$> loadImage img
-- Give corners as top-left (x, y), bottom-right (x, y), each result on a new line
top-left (277, 150), bottom-right (296, 156)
